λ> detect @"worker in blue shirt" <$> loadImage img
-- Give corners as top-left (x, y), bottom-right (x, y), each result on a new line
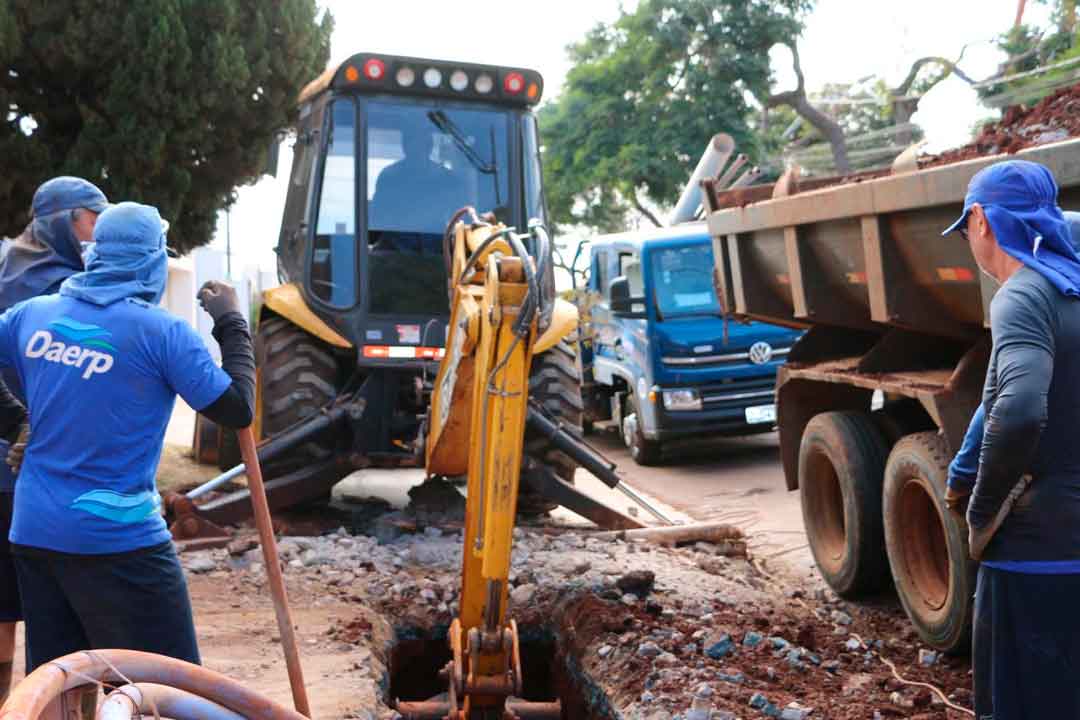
top-left (0, 202), bottom-right (255, 671)
top-left (0, 176), bottom-right (108, 700)
top-left (942, 164), bottom-right (1080, 718)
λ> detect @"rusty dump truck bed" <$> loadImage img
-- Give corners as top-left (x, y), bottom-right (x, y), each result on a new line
top-left (707, 138), bottom-right (1080, 466)
top-left (704, 136), bottom-right (1080, 652)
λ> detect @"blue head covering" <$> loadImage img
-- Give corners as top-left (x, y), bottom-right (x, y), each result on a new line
top-left (943, 160), bottom-right (1080, 296)
top-left (60, 202), bottom-right (168, 307)
top-left (0, 177), bottom-right (109, 313)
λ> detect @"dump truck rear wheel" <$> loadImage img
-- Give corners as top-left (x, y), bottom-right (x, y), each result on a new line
top-left (519, 340), bottom-right (585, 514)
top-left (883, 432), bottom-right (974, 654)
top-left (256, 315), bottom-right (340, 473)
top-left (798, 411), bottom-right (890, 598)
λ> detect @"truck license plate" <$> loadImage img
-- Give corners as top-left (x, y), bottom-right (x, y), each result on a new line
top-left (745, 404), bottom-right (777, 425)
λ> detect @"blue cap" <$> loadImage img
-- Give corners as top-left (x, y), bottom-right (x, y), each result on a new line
top-left (32, 176), bottom-right (109, 218)
top-left (942, 160), bottom-right (1061, 236)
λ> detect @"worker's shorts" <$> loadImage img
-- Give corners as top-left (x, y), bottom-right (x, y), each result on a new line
top-left (12, 540), bottom-right (200, 672)
top-left (0, 493), bottom-right (20, 622)
top-left (974, 564), bottom-right (1080, 719)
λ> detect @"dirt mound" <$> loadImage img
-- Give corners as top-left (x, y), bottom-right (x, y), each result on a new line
top-left (921, 81), bottom-right (1080, 167)
top-left (709, 82), bottom-right (1080, 210)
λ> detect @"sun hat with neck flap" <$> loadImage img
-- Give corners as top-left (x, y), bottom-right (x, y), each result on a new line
top-left (943, 159), bottom-right (1080, 296)
top-left (59, 202), bottom-right (169, 307)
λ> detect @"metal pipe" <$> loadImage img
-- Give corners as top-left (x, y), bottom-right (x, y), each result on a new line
top-left (237, 427), bottom-right (311, 718)
top-left (186, 404), bottom-right (349, 500)
top-left (714, 153), bottom-right (748, 189)
top-left (613, 482), bottom-right (675, 526)
top-left (0, 649), bottom-right (307, 720)
top-left (102, 683), bottom-right (246, 720)
top-left (669, 134), bottom-right (736, 225)
top-left (525, 406), bottom-right (673, 525)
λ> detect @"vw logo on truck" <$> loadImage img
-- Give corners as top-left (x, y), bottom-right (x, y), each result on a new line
top-left (748, 341), bottom-right (773, 365)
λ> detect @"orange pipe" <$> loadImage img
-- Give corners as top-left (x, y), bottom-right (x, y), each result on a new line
top-left (237, 427), bottom-right (311, 717)
top-left (0, 649), bottom-right (305, 720)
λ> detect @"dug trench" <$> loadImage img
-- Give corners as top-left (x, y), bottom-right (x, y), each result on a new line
top-left (155, 505), bottom-right (981, 720)
top-left (382, 604), bottom-right (617, 719)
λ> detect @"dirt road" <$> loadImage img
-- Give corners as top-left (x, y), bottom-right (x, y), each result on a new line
top-left (589, 429), bottom-right (819, 581)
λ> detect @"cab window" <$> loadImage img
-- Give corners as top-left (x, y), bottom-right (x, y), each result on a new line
top-left (310, 99), bottom-right (357, 308)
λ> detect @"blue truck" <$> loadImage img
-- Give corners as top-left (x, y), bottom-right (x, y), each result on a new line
top-left (580, 222), bottom-right (802, 465)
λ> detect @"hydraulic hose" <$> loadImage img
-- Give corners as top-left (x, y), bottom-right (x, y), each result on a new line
top-left (0, 650), bottom-right (308, 720)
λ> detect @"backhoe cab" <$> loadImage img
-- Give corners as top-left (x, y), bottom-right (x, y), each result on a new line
top-left (192, 53), bottom-right (583, 519)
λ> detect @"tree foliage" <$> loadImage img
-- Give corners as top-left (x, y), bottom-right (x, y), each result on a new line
top-left (0, 1), bottom-right (332, 253)
top-left (982, 0), bottom-right (1079, 107)
top-left (539, 0), bottom-right (810, 232)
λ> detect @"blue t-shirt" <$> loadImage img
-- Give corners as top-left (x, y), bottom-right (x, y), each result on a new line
top-left (0, 294), bottom-right (231, 553)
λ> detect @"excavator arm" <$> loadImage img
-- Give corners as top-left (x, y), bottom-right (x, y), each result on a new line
top-left (420, 219), bottom-right (561, 720)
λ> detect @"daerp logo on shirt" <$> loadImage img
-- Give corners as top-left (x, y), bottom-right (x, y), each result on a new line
top-left (24, 317), bottom-right (117, 379)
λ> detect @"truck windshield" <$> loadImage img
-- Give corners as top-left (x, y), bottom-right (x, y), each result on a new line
top-left (650, 243), bottom-right (720, 318)
top-left (365, 99), bottom-right (510, 316)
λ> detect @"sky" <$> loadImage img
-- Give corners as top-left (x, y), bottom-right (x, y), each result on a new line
top-left (212, 0), bottom-right (1051, 275)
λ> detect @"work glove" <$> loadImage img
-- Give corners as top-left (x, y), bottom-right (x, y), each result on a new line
top-left (5, 423), bottom-right (28, 477)
top-left (943, 486), bottom-right (969, 515)
top-left (198, 280), bottom-right (243, 323)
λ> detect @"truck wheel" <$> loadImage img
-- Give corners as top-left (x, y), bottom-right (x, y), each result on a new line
top-left (622, 395), bottom-right (662, 466)
top-left (883, 432), bottom-right (974, 654)
top-left (519, 340), bottom-right (585, 513)
top-left (257, 315), bottom-right (340, 473)
top-left (798, 411), bottom-right (889, 597)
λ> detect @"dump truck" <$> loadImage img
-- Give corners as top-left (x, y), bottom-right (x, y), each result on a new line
top-left (704, 137), bottom-right (1080, 653)
top-left (187, 52), bottom-right (592, 527)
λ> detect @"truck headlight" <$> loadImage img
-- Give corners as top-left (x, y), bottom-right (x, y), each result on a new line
top-left (662, 389), bottom-right (701, 411)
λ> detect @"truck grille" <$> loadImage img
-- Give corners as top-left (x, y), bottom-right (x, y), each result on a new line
top-left (662, 346), bottom-right (790, 367)
top-left (699, 376), bottom-right (777, 407)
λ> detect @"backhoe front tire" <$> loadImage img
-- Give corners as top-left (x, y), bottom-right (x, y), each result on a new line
top-left (256, 315), bottom-right (341, 474)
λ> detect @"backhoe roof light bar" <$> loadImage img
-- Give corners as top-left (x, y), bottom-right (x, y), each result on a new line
top-left (324, 53), bottom-right (543, 106)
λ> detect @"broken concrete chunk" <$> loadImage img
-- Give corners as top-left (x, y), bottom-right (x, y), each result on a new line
top-left (638, 641), bottom-right (663, 658)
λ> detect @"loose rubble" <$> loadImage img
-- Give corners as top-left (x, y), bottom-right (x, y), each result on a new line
top-left (180, 517), bottom-right (974, 719)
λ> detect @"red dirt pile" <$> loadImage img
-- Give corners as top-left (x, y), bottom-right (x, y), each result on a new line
top-left (920, 81), bottom-right (1080, 167)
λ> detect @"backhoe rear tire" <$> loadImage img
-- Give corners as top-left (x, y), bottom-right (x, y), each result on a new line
top-left (519, 340), bottom-right (585, 514)
top-left (256, 315), bottom-right (341, 474)
top-left (798, 411), bottom-right (890, 598)
top-left (883, 432), bottom-right (974, 654)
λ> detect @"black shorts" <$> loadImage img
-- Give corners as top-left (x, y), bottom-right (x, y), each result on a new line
top-left (0, 493), bottom-right (20, 622)
top-left (13, 541), bottom-right (199, 671)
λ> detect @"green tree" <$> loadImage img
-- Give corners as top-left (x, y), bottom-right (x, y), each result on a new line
top-left (980, 0), bottom-right (1078, 106)
top-left (0, 1), bottom-right (332, 253)
top-left (540, 0), bottom-right (811, 232)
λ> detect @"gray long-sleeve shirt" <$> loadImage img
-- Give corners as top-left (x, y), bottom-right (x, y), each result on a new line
top-left (972, 263), bottom-right (1080, 562)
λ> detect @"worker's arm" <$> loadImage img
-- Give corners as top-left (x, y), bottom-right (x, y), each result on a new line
top-left (0, 377), bottom-right (25, 444)
top-left (0, 308), bottom-right (26, 442)
top-left (968, 281), bottom-right (1055, 532)
top-left (947, 403), bottom-right (985, 495)
top-left (195, 282), bottom-right (255, 429)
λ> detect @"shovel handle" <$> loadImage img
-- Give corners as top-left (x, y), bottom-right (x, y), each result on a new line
top-left (237, 426), bottom-right (312, 718)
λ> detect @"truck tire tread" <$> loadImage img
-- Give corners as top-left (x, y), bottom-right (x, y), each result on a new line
top-left (883, 431), bottom-right (974, 654)
top-left (798, 411), bottom-right (890, 598)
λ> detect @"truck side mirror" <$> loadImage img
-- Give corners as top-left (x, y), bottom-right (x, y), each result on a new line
top-left (609, 276), bottom-right (635, 315)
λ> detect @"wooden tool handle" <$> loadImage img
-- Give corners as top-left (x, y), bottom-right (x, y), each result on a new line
top-left (237, 426), bottom-right (312, 718)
